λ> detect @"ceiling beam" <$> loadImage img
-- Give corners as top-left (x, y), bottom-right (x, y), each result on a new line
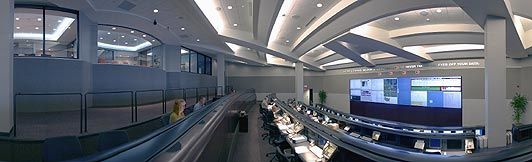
top-left (220, 35), bottom-right (324, 71)
top-left (252, 0), bottom-right (261, 40)
top-left (453, 0), bottom-right (527, 58)
top-left (337, 33), bottom-right (433, 62)
top-left (313, 50), bottom-right (336, 62)
top-left (324, 41), bottom-right (375, 67)
top-left (181, 42), bottom-right (268, 66)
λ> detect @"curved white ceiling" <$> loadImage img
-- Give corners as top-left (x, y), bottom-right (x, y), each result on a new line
top-left (43, 0), bottom-right (532, 71)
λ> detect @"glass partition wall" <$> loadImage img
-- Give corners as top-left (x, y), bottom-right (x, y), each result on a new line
top-left (97, 25), bottom-right (162, 68)
top-left (13, 5), bottom-right (78, 58)
top-left (180, 47), bottom-right (213, 75)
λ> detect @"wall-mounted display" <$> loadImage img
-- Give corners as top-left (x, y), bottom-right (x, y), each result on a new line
top-left (349, 76), bottom-right (462, 109)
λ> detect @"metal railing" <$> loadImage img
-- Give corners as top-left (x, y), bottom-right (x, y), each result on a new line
top-left (11, 86), bottom-right (227, 140)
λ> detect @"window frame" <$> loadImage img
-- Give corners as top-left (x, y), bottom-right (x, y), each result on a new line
top-left (181, 46), bottom-right (212, 75)
top-left (14, 4), bottom-right (80, 59)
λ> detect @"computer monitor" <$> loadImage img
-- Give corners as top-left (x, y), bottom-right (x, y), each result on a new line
top-left (322, 141), bottom-right (338, 159)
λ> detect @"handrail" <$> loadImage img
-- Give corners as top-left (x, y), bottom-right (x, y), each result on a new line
top-left (10, 86), bottom-right (229, 140)
top-left (13, 92), bottom-right (83, 137)
top-left (269, 94), bottom-right (532, 162)
top-left (71, 90), bottom-right (249, 161)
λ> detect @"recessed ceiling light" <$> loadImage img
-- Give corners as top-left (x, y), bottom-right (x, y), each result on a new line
top-left (426, 18), bottom-right (430, 22)
top-left (15, 17), bottom-right (19, 21)
top-left (196, 39), bottom-right (200, 42)
top-left (53, 28), bottom-right (57, 31)
top-left (296, 26), bottom-right (301, 30)
top-left (130, 30), bottom-right (134, 33)
top-left (233, 23), bottom-right (238, 27)
top-left (100, 37), bottom-right (103, 40)
top-left (113, 40), bottom-right (116, 42)
top-left (285, 40), bottom-right (290, 43)
top-left (125, 42), bottom-right (128, 45)
top-left (316, 3), bottom-right (323, 8)
top-left (241, 5), bottom-right (245, 8)
top-left (37, 18), bottom-right (42, 21)
top-left (107, 32), bottom-right (111, 35)
top-left (152, 39), bottom-right (156, 42)
top-left (394, 17), bottom-right (400, 21)
top-left (436, 9), bottom-right (442, 13)
top-left (180, 27), bottom-right (185, 31)
top-left (40, 48), bottom-right (43, 51)
top-left (58, 20), bottom-right (62, 23)
top-left (48, 49), bottom-right (51, 51)
top-left (134, 38), bottom-right (137, 41)
top-left (227, 5), bottom-right (233, 10)
top-left (121, 35), bottom-right (125, 38)
top-left (16, 27), bottom-right (20, 29)
top-left (35, 27), bottom-right (39, 30)
top-left (247, 48), bottom-right (251, 50)
top-left (112, 27), bottom-right (116, 30)
top-left (153, 9), bottom-right (159, 13)
top-left (142, 34), bottom-right (146, 37)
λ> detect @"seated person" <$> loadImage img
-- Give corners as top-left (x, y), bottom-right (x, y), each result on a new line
top-left (193, 96), bottom-right (207, 112)
top-left (170, 99), bottom-right (186, 123)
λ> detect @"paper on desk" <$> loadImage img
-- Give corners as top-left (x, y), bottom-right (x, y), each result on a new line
top-left (294, 146), bottom-right (309, 154)
top-left (278, 124), bottom-right (289, 130)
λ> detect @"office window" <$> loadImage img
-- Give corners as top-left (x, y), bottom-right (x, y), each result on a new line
top-left (180, 47), bottom-right (212, 75)
top-left (190, 51), bottom-right (198, 73)
top-left (181, 48), bottom-right (190, 72)
top-left (206, 57), bottom-right (212, 75)
top-left (13, 5), bottom-right (78, 58)
top-left (198, 54), bottom-right (205, 74)
top-left (96, 25), bottom-right (161, 68)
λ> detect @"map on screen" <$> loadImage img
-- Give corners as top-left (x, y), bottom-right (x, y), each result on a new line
top-left (349, 76), bottom-right (462, 108)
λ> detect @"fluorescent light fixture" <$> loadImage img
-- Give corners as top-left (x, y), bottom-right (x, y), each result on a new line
top-left (226, 42), bottom-right (241, 52)
top-left (153, 9), bottom-right (159, 13)
top-left (14, 17), bottom-right (75, 41)
top-left (195, 0), bottom-right (225, 33)
top-left (321, 59), bottom-right (353, 67)
top-left (98, 41), bottom-right (152, 52)
top-left (268, 0), bottom-right (295, 45)
top-left (296, 26), bottom-right (301, 30)
top-left (147, 52), bottom-right (153, 56)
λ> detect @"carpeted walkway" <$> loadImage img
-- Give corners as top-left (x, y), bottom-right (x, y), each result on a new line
top-left (230, 103), bottom-right (276, 162)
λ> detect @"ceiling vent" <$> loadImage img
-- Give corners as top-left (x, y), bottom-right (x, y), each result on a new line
top-left (118, 0), bottom-right (136, 11)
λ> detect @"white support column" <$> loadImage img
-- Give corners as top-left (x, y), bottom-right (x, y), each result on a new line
top-left (484, 16), bottom-right (508, 148)
top-left (162, 45), bottom-right (180, 72)
top-left (0, 0), bottom-right (14, 134)
top-left (78, 12), bottom-right (98, 94)
top-left (217, 54), bottom-right (225, 95)
top-left (295, 62), bottom-right (304, 102)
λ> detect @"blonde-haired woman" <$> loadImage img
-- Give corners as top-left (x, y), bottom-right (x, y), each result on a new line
top-left (170, 99), bottom-right (186, 123)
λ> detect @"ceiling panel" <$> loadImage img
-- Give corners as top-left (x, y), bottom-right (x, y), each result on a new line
top-left (369, 7), bottom-right (477, 31)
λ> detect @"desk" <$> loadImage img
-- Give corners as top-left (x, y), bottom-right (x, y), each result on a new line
top-left (286, 135), bottom-right (322, 162)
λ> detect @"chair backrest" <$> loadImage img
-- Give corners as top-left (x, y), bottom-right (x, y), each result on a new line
top-left (97, 130), bottom-right (129, 152)
top-left (160, 113), bottom-right (171, 126)
top-left (42, 136), bottom-right (83, 162)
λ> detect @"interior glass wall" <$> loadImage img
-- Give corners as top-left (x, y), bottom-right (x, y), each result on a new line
top-left (13, 5), bottom-right (78, 58)
top-left (180, 47), bottom-right (212, 75)
top-left (97, 25), bottom-right (162, 68)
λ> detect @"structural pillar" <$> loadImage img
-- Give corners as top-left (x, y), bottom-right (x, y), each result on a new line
top-left (217, 54), bottom-right (225, 95)
top-left (162, 45), bottom-right (180, 72)
top-left (0, 0), bottom-right (14, 134)
top-left (484, 16), bottom-right (508, 148)
top-left (295, 62), bottom-right (304, 102)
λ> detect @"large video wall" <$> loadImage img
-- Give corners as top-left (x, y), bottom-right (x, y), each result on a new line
top-left (349, 76), bottom-right (462, 108)
top-left (349, 76), bottom-right (462, 126)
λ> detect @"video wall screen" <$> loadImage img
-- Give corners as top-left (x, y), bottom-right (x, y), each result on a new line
top-left (349, 76), bottom-right (462, 108)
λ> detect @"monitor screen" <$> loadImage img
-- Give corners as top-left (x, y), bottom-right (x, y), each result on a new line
top-left (323, 142), bottom-right (337, 159)
top-left (349, 76), bottom-right (462, 108)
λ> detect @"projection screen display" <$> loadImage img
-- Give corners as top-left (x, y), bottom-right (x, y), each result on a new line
top-left (349, 76), bottom-right (462, 108)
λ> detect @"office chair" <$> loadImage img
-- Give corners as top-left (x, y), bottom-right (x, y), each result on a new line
top-left (160, 113), bottom-right (171, 126)
top-left (97, 130), bottom-right (129, 152)
top-left (42, 136), bottom-right (83, 162)
top-left (270, 146), bottom-right (295, 162)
